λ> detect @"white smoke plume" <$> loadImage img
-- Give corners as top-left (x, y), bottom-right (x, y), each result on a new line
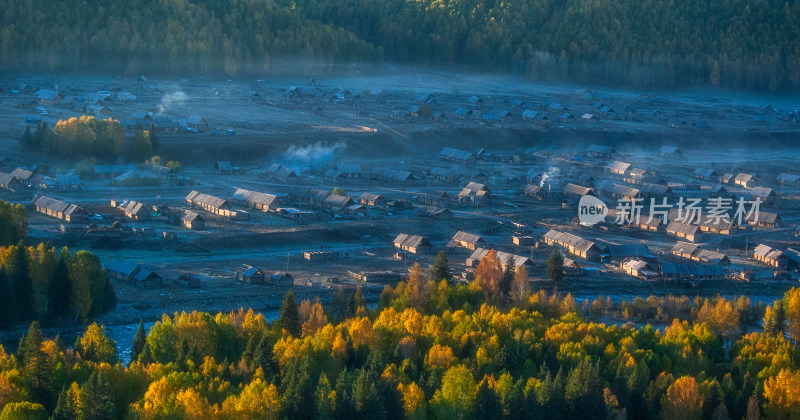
top-left (540, 167), bottom-right (561, 187)
top-left (282, 141), bottom-right (347, 168)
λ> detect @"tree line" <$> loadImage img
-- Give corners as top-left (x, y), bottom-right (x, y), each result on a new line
top-left (2, 251), bottom-right (800, 418)
top-left (0, 244), bottom-right (116, 328)
top-left (20, 117), bottom-right (157, 162)
top-left (1, 0), bottom-right (799, 90)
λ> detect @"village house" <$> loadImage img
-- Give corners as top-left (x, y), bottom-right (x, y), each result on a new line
top-left (11, 168), bottom-right (35, 187)
top-left (451, 231), bottom-right (486, 251)
top-left (563, 258), bottom-right (584, 276)
top-left (466, 248), bottom-right (534, 269)
top-left (543, 230), bottom-right (601, 260)
top-left (521, 184), bottom-right (546, 200)
top-left (417, 189), bottom-right (450, 207)
top-left (186, 190), bottom-right (247, 219)
top-left (562, 183), bottom-right (595, 200)
top-left (746, 211), bottom-right (782, 229)
top-left (622, 260), bottom-right (659, 280)
top-left (370, 167), bottom-right (417, 186)
top-left (734, 173), bottom-right (757, 188)
top-left (230, 188), bottom-right (281, 212)
top-left (658, 262), bottom-right (725, 282)
top-left (324, 169), bottom-right (346, 184)
top-left (587, 144), bottom-right (616, 157)
top-left (187, 116), bottom-right (209, 132)
top-left (658, 146), bottom-right (682, 158)
top-left (638, 182), bottom-right (673, 200)
top-left (604, 243), bottom-right (653, 263)
top-left (236, 266), bottom-right (265, 285)
top-left (269, 272), bottom-right (294, 287)
top-left (777, 173), bottom-right (800, 186)
top-left (393, 234), bottom-right (433, 255)
top-left (458, 182), bottom-right (491, 204)
top-left (698, 215), bottom-right (736, 235)
top-left (670, 242), bottom-right (730, 265)
top-left (30, 195), bottom-right (82, 223)
top-left (439, 147), bottom-right (477, 166)
top-left (322, 194), bottom-right (354, 211)
top-left (120, 200), bottom-right (150, 221)
top-left (93, 164), bottom-right (138, 179)
top-left (359, 193), bottom-right (387, 207)
top-left (693, 168), bottom-right (717, 181)
top-left (666, 220), bottom-right (703, 242)
top-left (454, 108), bottom-right (473, 120)
top-left (0, 172), bottom-right (19, 191)
top-left (606, 184), bottom-right (641, 201)
top-left (720, 173), bottom-right (735, 184)
top-left (606, 161), bottom-right (632, 176)
top-left (267, 164), bottom-right (299, 184)
top-left (105, 261), bottom-right (162, 288)
top-left (215, 160), bottom-right (237, 175)
top-left (134, 269), bottom-right (163, 289)
top-left (336, 164), bottom-right (363, 179)
top-left (182, 210), bottom-right (205, 230)
top-left (753, 244), bottom-right (788, 269)
top-left (633, 216), bottom-right (664, 233)
top-left (749, 186), bottom-right (776, 205)
top-left (415, 206), bottom-right (452, 219)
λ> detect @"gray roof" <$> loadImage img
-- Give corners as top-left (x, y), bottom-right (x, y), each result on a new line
top-left (182, 210), bottom-right (203, 222)
top-left (754, 244), bottom-right (786, 261)
top-left (605, 243), bottom-right (651, 259)
top-left (659, 262), bottom-right (724, 277)
top-left (31, 195), bottom-right (81, 215)
top-left (693, 168), bottom-right (716, 178)
top-left (216, 161), bottom-right (234, 171)
top-left (105, 260), bottom-right (140, 276)
top-left (394, 234), bottom-right (431, 249)
top-left (666, 221), bottom-right (699, 235)
top-left (543, 230), bottom-right (599, 254)
top-left (0, 172), bottom-right (17, 185)
top-left (232, 188), bottom-right (279, 207)
top-left (37, 89), bottom-right (60, 100)
top-left (609, 184), bottom-right (640, 198)
top-left (746, 211), bottom-right (780, 225)
top-left (749, 186), bottom-right (775, 199)
top-left (323, 194), bottom-right (354, 209)
top-left (606, 161), bottom-right (632, 173)
top-left (563, 183), bottom-right (594, 196)
top-left (11, 167), bottom-right (34, 180)
top-left (439, 147), bottom-right (474, 161)
top-left (186, 190), bottom-right (227, 209)
top-left (454, 108), bottom-right (473, 116)
top-left (734, 173), bottom-right (755, 183)
top-left (777, 173), bottom-right (800, 183)
top-left (415, 206), bottom-right (452, 218)
top-left (639, 182), bottom-right (671, 196)
top-left (453, 231), bottom-right (484, 245)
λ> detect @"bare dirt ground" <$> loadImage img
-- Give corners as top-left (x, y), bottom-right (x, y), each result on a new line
top-left (1, 65), bottom-right (799, 329)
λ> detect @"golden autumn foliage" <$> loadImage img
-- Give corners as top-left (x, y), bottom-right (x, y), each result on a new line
top-left (763, 369), bottom-right (800, 419)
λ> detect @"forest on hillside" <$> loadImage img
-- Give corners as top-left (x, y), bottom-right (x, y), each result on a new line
top-left (1, 0), bottom-right (799, 91)
top-left (2, 254), bottom-right (800, 419)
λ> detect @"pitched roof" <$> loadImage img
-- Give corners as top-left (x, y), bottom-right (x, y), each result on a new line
top-left (639, 182), bottom-right (671, 196)
top-left (777, 173), bottom-right (800, 183)
top-left (734, 173), bottom-right (755, 183)
top-left (105, 260), bottom-right (140, 276)
top-left (439, 147), bottom-right (474, 161)
top-left (666, 220), bottom-right (700, 235)
top-left (393, 234), bottom-right (431, 249)
top-left (232, 188), bottom-right (279, 207)
top-left (216, 161), bottom-right (234, 171)
top-left (609, 184), bottom-right (640, 198)
top-left (30, 195), bottom-right (81, 215)
top-left (754, 244), bottom-right (786, 261)
top-left (543, 230), bottom-right (598, 254)
top-left (182, 210), bottom-right (203, 222)
top-left (11, 167), bottom-right (34, 180)
top-left (0, 172), bottom-right (17, 185)
top-left (694, 168), bottom-right (716, 178)
top-left (453, 231), bottom-right (484, 245)
top-left (606, 161), bottom-right (632, 173)
top-left (563, 183), bottom-right (594, 196)
top-left (605, 243), bottom-right (651, 258)
top-left (415, 206), bottom-right (452, 218)
top-left (746, 211), bottom-right (780, 225)
top-left (186, 191), bottom-right (227, 208)
top-left (749, 186), bottom-right (775, 199)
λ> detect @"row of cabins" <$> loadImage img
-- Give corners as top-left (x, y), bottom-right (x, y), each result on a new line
top-left (543, 230), bottom-right (601, 260)
top-left (670, 242), bottom-right (730, 265)
top-left (235, 265), bottom-right (293, 286)
top-left (369, 167), bottom-right (418, 186)
top-left (230, 188), bottom-right (281, 212)
top-left (753, 244), bottom-right (788, 269)
top-left (30, 195), bottom-right (82, 223)
top-left (186, 191), bottom-right (248, 219)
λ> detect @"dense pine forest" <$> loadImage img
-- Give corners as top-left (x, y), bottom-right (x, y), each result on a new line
top-left (1, 0), bottom-right (798, 91)
top-left (2, 257), bottom-right (800, 419)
